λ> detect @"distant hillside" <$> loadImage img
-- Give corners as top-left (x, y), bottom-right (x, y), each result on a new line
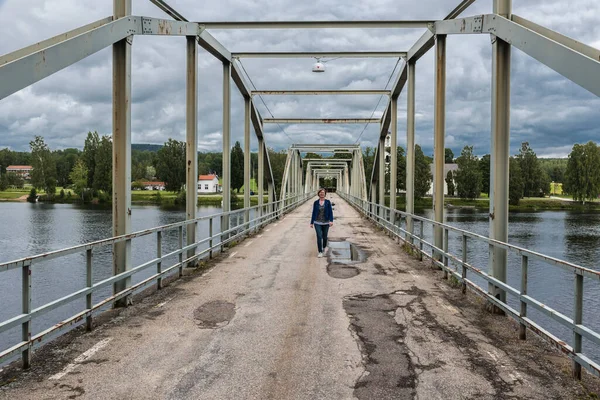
top-left (132, 144), bottom-right (162, 152)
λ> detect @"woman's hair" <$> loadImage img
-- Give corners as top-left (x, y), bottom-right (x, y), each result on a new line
top-left (318, 188), bottom-right (326, 196)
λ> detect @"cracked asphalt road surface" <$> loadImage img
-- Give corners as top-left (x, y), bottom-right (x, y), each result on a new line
top-left (0, 194), bottom-right (595, 399)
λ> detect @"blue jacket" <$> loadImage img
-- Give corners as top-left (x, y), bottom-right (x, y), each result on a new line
top-left (310, 199), bottom-right (334, 225)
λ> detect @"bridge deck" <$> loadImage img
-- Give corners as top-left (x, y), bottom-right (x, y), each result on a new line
top-left (0, 195), bottom-right (591, 399)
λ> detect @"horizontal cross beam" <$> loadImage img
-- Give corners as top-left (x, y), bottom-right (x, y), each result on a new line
top-left (252, 90), bottom-right (390, 96)
top-left (198, 21), bottom-right (434, 29)
top-left (233, 51), bottom-right (406, 58)
top-left (264, 118), bottom-right (380, 124)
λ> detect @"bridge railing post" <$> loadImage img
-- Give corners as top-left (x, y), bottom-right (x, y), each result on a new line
top-left (419, 220), bottom-right (424, 261)
top-left (519, 254), bottom-right (527, 339)
top-left (86, 249), bottom-right (93, 331)
top-left (443, 227), bottom-right (449, 279)
top-left (178, 226), bottom-right (183, 277)
top-left (156, 231), bottom-right (163, 290)
top-left (22, 261), bottom-right (32, 369)
top-left (461, 234), bottom-right (467, 294)
top-left (209, 218), bottom-right (213, 259)
top-left (573, 272), bottom-right (584, 380)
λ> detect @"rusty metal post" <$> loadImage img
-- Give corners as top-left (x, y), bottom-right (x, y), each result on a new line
top-left (222, 61), bottom-right (231, 248)
top-left (22, 261), bottom-right (31, 369)
top-left (573, 273), bottom-right (583, 379)
top-left (378, 137), bottom-right (385, 220)
top-left (244, 97), bottom-right (251, 227)
top-left (519, 255), bottom-right (528, 339)
top-left (406, 60), bottom-right (416, 244)
top-left (433, 34), bottom-right (446, 263)
top-left (489, 0), bottom-right (511, 307)
top-left (112, 0), bottom-right (132, 307)
top-left (186, 36), bottom-right (198, 267)
top-left (390, 96), bottom-right (398, 228)
top-left (258, 137), bottom-right (264, 227)
top-left (86, 249), bottom-right (93, 331)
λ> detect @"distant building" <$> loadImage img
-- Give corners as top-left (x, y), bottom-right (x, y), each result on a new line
top-left (198, 174), bottom-right (220, 193)
top-left (427, 163), bottom-right (458, 196)
top-left (142, 181), bottom-right (165, 191)
top-left (6, 165), bottom-right (33, 179)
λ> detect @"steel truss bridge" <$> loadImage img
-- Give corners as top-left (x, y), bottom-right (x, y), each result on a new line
top-left (0, 0), bottom-right (599, 382)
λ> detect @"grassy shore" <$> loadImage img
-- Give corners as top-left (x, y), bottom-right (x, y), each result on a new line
top-left (386, 196), bottom-right (600, 212)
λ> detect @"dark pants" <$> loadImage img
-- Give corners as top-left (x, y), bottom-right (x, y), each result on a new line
top-left (314, 224), bottom-right (330, 253)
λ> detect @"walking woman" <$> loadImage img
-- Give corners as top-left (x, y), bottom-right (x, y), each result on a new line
top-left (310, 188), bottom-right (334, 258)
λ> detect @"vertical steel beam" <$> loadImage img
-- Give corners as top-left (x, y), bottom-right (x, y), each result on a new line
top-left (244, 97), bottom-right (251, 225)
top-left (186, 36), bottom-right (198, 267)
top-left (258, 136), bottom-right (264, 224)
top-left (112, 0), bottom-right (132, 306)
top-left (433, 34), bottom-right (446, 260)
top-left (268, 181), bottom-right (274, 215)
top-left (222, 61), bottom-right (231, 247)
top-left (378, 138), bottom-right (385, 218)
top-left (390, 97), bottom-right (398, 226)
top-left (489, 0), bottom-right (511, 305)
top-left (406, 60), bottom-right (416, 242)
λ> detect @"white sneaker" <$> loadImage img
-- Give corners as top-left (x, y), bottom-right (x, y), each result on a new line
top-left (318, 252), bottom-right (323, 258)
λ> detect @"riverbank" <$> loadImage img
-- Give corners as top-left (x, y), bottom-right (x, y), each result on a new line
top-left (0, 189), bottom-right (268, 207)
top-left (388, 196), bottom-right (600, 212)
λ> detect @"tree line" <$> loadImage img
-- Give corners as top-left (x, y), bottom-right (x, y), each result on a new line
top-left (2, 133), bottom-right (597, 204)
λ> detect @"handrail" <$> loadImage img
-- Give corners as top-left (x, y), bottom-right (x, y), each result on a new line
top-left (339, 192), bottom-right (600, 379)
top-left (0, 193), bottom-right (312, 367)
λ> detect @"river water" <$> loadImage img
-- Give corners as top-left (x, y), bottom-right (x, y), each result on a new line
top-left (0, 203), bottom-right (598, 367)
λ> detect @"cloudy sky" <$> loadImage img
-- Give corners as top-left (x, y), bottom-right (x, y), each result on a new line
top-left (0, 0), bottom-right (599, 157)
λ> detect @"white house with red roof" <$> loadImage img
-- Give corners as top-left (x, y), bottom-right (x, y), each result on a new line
top-left (197, 174), bottom-right (220, 193)
top-left (6, 165), bottom-right (33, 179)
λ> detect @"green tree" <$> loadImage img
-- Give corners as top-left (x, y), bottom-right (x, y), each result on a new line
top-left (6, 172), bottom-right (24, 189)
top-left (454, 145), bottom-right (482, 199)
top-left (445, 170), bottom-right (455, 196)
top-left (304, 152), bottom-right (322, 159)
top-left (516, 142), bottom-right (545, 197)
top-left (0, 174), bottom-right (7, 191)
top-left (69, 159), bottom-right (88, 201)
top-left (29, 136), bottom-right (57, 197)
top-left (93, 135), bottom-right (112, 194)
top-left (82, 131), bottom-right (100, 190)
top-left (384, 146), bottom-right (406, 195)
top-left (445, 148), bottom-right (454, 164)
top-left (509, 157), bottom-right (524, 205)
top-left (155, 139), bottom-right (186, 192)
top-left (396, 146), bottom-right (406, 192)
top-left (231, 141), bottom-right (244, 192)
top-left (414, 145), bottom-right (433, 198)
top-left (479, 154), bottom-right (491, 195)
top-left (267, 148), bottom-right (287, 195)
top-left (54, 148), bottom-right (80, 187)
top-left (362, 147), bottom-right (375, 194)
top-left (564, 141), bottom-right (600, 202)
top-left (132, 162), bottom-right (145, 181)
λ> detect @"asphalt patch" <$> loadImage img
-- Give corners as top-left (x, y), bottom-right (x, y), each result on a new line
top-left (193, 300), bottom-right (236, 329)
top-left (344, 293), bottom-right (416, 400)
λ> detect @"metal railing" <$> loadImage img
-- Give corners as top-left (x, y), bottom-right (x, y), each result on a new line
top-left (0, 193), bottom-right (311, 368)
top-left (340, 192), bottom-right (600, 379)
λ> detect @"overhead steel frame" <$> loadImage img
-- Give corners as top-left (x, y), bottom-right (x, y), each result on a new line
top-left (1, 0), bottom-right (599, 377)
